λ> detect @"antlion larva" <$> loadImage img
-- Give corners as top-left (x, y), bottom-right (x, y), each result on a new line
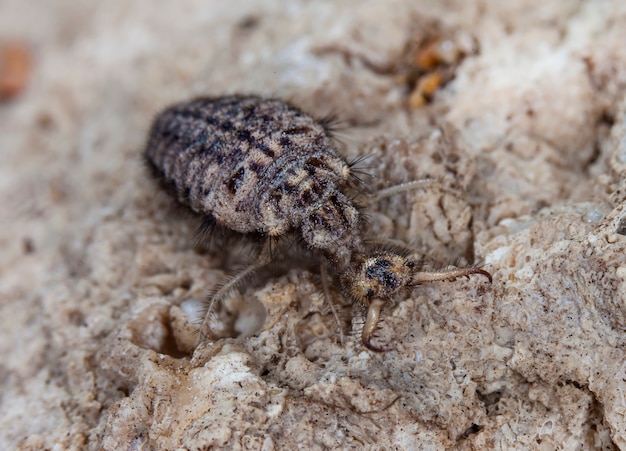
top-left (144, 94), bottom-right (492, 352)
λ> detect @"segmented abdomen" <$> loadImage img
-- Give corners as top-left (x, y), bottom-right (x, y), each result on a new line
top-left (144, 95), bottom-right (351, 236)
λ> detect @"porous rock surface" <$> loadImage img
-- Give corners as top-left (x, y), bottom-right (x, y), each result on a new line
top-left (1, 0), bottom-right (626, 449)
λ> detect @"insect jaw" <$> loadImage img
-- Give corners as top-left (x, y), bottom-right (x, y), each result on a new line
top-left (410, 267), bottom-right (493, 285)
top-left (362, 297), bottom-right (389, 352)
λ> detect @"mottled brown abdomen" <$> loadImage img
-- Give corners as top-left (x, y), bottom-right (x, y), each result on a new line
top-left (145, 95), bottom-right (354, 238)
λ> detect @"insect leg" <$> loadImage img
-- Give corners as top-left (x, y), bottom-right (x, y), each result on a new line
top-left (199, 238), bottom-right (276, 340)
top-left (366, 179), bottom-right (463, 205)
top-left (320, 261), bottom-right (345, 346)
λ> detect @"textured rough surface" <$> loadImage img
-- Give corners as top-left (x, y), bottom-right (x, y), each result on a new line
top-left (1, 0), bottom-right (626, 449)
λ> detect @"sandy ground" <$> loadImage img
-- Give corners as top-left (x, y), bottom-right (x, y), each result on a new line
top-left (1, 0), bottom-right (626, 449)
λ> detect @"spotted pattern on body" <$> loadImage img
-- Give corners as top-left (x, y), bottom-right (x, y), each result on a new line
top-left (144, 95), bottom-right (492, 351)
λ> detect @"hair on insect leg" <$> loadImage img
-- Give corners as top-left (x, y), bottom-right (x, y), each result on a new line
top-left (192, 306), bottom-right (223, 340)
top-left (198, 262), bottom-right (263, 340)
top-left (198, 238), bottom-right (278, 340)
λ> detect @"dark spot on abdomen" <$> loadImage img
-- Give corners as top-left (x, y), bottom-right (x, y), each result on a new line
top-left (227, 167), bottom-right (246, 194)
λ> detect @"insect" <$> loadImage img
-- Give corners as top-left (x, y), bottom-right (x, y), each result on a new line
top-left (144, 95), bottom-right (492, 351)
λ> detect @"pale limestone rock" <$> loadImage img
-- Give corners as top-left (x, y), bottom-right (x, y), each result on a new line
top-left (1, 0), bottom-right (625, 449)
